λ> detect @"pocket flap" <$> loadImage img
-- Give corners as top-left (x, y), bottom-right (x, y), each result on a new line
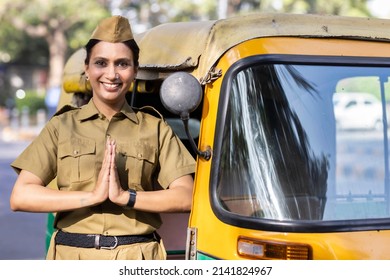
top-left (117, 142), bottom-right (156, 164)
top-left (58, 138), bottom-right (96, 159)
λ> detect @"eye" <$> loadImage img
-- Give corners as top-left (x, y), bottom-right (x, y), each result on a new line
top-left (94, 60), bottom-right (107, 67)
top-left (117, 60), bottom-right (132, 69)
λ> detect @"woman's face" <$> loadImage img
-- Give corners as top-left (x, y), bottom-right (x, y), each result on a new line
top-left (85, 41), bottom-right (137, 106)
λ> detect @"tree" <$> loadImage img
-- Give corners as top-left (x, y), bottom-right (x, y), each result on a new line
top-left (0, 0), bottom-right (110, 91)
top-left (222, 0), bottom-right (373, 17)
top-left (0, 0), bottom-right (376, 95)
top-left (279, 0), bottom-right (372, 17)
top-left (116, 0), bottom-right (374, 28)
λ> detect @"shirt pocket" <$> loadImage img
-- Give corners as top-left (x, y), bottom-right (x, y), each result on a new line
top-left (57, 137), bottom-right (96, 186)
top-left (116, 142), bottom-right (157, 189)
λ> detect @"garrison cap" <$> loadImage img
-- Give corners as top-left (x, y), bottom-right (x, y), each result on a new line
top-left (90, 15), bottom-right (134, 43)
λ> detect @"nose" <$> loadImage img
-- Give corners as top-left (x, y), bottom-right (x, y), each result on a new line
top-left (106, 65), bottom-right (117, 80)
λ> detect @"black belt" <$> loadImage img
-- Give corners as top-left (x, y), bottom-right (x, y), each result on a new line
top-left (55, 230), bottom-right (155, 250)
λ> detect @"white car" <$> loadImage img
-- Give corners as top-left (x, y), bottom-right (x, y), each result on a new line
top-left (333, 92), bottom-right (384, 130)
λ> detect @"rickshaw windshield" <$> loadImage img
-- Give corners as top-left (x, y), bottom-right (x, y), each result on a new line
top-left (216, 59), bottom-right (390, 222)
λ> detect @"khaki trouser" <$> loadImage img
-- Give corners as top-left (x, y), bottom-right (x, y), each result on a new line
top-left (46, 231), bottom-right (167, 260)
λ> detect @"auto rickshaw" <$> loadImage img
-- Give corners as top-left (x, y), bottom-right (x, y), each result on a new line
top-left (48, 12), bottom-right (390, 259)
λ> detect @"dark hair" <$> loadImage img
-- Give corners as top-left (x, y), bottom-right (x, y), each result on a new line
top-left (84, 39), bottom-right (140, 67)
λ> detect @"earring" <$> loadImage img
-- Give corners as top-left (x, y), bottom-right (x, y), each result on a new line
top-left (85, 76), bottom-right (89, 81)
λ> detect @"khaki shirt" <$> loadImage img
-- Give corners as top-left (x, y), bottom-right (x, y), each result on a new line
top-left (11, 100), bottom-right (196, 236)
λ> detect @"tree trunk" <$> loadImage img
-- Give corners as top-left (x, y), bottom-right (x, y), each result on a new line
top-left (46, 29), bottom-right (67, 89)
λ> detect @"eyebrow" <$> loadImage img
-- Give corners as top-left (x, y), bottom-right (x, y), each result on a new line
top-left (92, 57), bottom-right (132, 63)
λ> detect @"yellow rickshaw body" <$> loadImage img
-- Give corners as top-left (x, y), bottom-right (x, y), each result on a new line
top-left (191, 37), bottom-right (390, 260)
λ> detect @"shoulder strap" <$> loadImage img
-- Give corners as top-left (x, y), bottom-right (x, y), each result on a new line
top-left (136, 105), bottom-right (164, 119)
top-left (53, 105), bottom-right (79, 117)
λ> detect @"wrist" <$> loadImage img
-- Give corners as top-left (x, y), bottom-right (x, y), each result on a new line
top-left (125, 189), bottom-right (137, 209)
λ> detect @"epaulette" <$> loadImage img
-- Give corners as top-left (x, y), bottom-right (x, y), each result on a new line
top-left (53, 104), bottom-right (79, 117)
top-left (135, 105), bottom-right (164, 119)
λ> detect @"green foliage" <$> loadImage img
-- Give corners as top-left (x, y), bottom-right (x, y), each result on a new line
top-left (274, 0), bottom-right (372, 17)
top-left (0, 71), bottom-right (13, 108)
top-left (118, 0), bottom-right (375, 28)
top-left (336, 76), bottom-right (390, 101)
top-left (14, 91), bottom-right (47, 116)
top-left (0, 0), bottom-right (110, 64)
top-left (0, 0), bottom-right (378, 66)
top-left (0, 22), bottom-right (26, 62)
top-left (0, 0), bottom-right (380, 107)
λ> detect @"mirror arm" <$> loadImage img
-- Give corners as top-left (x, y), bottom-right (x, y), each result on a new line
top-left (181, 115), bottom-right (211, 161)
top-left (160, 72), bottom-right (210, 160)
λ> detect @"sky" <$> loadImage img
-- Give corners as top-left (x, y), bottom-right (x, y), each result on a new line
top-left (368, 0), bottom-right (390, 18)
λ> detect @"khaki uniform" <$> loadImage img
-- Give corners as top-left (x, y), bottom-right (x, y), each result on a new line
top-left (11, 100), bottom-right (196, 259)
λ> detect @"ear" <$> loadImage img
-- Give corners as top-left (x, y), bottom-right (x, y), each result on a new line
top-left (84, 65), bottom-right (90, 80)
top-left (134, 67), bottom-right (138, 80)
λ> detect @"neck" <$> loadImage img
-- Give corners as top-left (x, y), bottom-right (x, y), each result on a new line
top-left (92, 97), bottom-right (125, 120)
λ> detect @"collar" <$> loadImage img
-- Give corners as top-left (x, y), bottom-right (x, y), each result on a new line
top-left (77, 99), bottom-right (139, 124)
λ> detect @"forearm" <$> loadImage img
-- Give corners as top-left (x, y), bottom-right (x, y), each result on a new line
top-left (111, 175), bottom-right (194, 213)
top-left (134, 187), bottom-right (193, 212)
top-left (10, 170), bottom-right (105, 213)
top-left (10, 184), bottom-right (100, 213)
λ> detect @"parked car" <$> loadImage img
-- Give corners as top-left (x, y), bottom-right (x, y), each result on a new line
top-left (333, 92), bottom-right (384, 130)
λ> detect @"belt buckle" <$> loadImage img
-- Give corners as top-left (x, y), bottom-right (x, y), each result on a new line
top-left (92, 234), bottom-right (118, 250)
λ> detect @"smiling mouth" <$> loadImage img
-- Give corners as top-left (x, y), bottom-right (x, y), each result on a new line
top-left (102, 82), bottom-right (122, 90)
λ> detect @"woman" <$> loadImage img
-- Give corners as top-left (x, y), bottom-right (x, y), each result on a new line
top-left (9, 16), bottom-right (196, 260)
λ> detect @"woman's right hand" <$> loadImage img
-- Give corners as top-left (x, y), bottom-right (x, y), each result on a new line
top-left (93, 138), bottom-right (113, 204)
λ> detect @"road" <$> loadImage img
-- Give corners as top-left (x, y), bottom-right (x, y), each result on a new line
top-left (0, 139), bottom-right (47, 260)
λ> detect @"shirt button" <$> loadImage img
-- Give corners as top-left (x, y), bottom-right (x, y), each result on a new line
top-left (138, 153), bottom-right (142, 158)
top-left (73, 150), bottom-right (79, 155)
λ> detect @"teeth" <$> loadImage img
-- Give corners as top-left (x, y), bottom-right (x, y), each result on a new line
top-left (103, 83), bottom-right (120, 89)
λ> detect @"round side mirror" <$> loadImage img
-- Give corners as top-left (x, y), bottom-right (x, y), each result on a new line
top-left (160, 72), bottom-right (202, 119)
top-left (160, 72), bottom-right (211, 160)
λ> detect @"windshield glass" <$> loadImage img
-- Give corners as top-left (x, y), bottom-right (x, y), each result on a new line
top-left (216, 61), bottom-right (390, 222)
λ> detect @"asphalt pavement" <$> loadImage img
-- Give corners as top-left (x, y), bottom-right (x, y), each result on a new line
top-left (0, 137), bottom-right (47, 260)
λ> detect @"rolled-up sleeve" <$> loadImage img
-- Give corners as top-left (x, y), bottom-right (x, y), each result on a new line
top-left (157, 120), bottom-right (196, 188)
top-left (11, 117), bottom-right (59, 186)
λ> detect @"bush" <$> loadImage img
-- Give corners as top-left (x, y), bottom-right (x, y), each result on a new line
top-left (15, 90), bottom-right (47, 116)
